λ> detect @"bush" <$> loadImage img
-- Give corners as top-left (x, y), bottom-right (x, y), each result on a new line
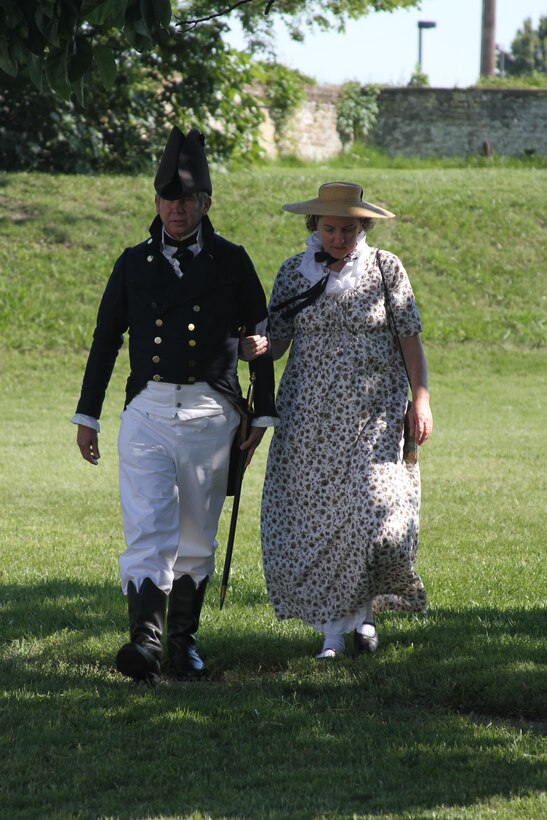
top-left (336, 82), bottom-right (380, 146)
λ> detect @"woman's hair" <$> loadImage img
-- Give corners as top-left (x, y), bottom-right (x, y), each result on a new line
top-left (305, 214), bottom-right (374, 233)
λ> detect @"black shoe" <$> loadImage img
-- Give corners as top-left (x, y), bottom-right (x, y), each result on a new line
top-left (116, 642), bottom-right (161, 685)
top-left (170, 639), bottom-right (206, 679)
top-left (117, 578), bottom-right (166, 683)
top-left (167, 575), bottom-right (208, 680)
top-left (353, 622), bottom-right (379, 654)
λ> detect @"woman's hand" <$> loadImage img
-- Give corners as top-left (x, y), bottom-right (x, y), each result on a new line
top-left (238, 327), bottom-right (269, 361)
top-left (406, 397), bottom-right (433, 446)
top-left (398, 336), bottom-right (433, 446)
top-left (240, 426), bottom-right (266, 467)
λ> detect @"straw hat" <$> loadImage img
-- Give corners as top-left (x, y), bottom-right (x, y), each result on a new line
top-left (282, 182), bottom-right (395, 219)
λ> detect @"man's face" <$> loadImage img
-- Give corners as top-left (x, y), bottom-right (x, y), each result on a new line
top-left (156, 192), bottom-right (211, 240)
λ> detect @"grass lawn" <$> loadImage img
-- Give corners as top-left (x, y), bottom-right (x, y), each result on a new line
top-left (0, 166), bottom-right (545, 819)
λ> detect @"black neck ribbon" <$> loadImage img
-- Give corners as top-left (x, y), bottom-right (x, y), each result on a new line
top-left (163, 231), bottom-right (198, 249)
top-left (270, 271), bottom-right (331, 320)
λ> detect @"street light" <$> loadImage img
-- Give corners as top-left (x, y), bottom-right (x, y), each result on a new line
top-left (418, 20), bottom-right (437, 71)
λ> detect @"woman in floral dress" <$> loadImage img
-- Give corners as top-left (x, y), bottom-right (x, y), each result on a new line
top-left (253, 182), bottom-right (433, 659)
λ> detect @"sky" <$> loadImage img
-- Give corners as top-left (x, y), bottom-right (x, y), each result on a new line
top-left (226, 0), bottom-right (546, 88)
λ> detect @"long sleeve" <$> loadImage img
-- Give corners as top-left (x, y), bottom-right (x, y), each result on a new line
top-left (75, 254), bottom-right (128, 419)
top-left (236, 245), bottom-right (277, 419)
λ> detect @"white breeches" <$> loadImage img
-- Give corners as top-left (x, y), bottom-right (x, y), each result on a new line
top-left (118, 403), bottom-right (240, 594)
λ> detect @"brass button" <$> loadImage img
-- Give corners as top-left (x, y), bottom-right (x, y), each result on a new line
top-left (154, 336), bottom-right (162, 344)
top-left (193, 305), bottom-right (201, 312)
top-left (152, 374), bottom-right (161, 382)
top-left (188, 360), bottom-right (196, 367)
top-left (188, 339), bottom-right (197, 347)
top-left (147, 255), bottom-right (154, 262)
top-left (155, 319), bottom-right (163, 327)
top-left (187, 323), bottom-right (195, 331)
top-left (187, 376), bottom-right (196, 383)
top-left (152, 355), bottom-right (160, 364)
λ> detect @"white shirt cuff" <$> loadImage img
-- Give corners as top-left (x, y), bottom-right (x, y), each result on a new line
top-left (71, 414), bottom-right (100, 432)
top-left (252, 416), bottom-right (278, 428)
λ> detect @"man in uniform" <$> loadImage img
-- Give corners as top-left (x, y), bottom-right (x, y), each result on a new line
top-left (72, 126), bottom-right (276, 683)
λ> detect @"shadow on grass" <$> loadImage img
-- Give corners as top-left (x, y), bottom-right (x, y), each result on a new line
top-left (1, 580), bottom-right (545, 817)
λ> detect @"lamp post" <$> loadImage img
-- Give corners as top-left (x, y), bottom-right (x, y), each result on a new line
top-left (418, 20), bottom-right (437, 71)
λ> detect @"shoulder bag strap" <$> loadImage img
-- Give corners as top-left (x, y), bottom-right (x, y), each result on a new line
top-left (376, 249), bottom-right (411, 389)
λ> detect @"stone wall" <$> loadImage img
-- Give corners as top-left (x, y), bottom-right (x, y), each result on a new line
top-left (260, 85), bottom-right (547, 159)
top-left (258, 85), bottom-right (343, 161)
top-left (371, 87), bottom-right (547, 157)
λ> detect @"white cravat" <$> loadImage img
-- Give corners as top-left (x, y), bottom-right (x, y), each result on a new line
top-left (297, 231), bottom-right (372, 294)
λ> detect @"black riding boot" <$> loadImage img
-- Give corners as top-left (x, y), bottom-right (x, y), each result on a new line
top-left (167, 575), bottom-right (208, 678)
top-left (116, 578), bottom-right (167, 684)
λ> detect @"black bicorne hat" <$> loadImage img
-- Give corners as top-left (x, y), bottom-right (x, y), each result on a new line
top-left (154, 126), bottom-right (212, 200)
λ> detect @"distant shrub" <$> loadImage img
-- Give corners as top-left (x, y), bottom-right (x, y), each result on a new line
top-left (336, 82), bottom-right (380, 147)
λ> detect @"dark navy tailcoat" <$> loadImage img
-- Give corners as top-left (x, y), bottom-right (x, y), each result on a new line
top-left (76, 214), bottom-right (277, 422)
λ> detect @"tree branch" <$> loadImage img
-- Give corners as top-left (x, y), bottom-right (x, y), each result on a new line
top-left (176, 0), bottom-right (276, 30)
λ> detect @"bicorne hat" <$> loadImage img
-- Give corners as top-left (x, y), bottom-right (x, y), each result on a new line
top-left (282, 182), bottom-right (395, 219)
top-left (154, 126), bottom-right (212, 200)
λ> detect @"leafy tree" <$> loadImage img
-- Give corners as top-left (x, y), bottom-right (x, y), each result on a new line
top-left (0, 25), bottom-right (262, 171)
top-left (0, 0), bottom-right (420, 171)
top-left (1, 1), bottom-right (419, 99)
top-left (497, 16), bottom-right (547, 77)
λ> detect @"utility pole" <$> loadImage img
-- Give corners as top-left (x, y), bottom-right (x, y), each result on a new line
top-left (480, 0), bottom-right (496, 77)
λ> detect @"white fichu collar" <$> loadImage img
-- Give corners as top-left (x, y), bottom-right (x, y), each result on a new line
top-left (297, 230), bottom-right (370, 294)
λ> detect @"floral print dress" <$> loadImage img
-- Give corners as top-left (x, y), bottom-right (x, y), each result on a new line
top-left (261, 245), bottom-right (427, 628)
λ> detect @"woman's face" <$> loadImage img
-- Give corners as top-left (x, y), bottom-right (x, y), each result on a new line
top-left (317, 216), bottom-right (361, 260)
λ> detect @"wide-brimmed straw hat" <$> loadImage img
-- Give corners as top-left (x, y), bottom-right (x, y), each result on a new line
top-left (282, 182), bottom-right (395, 219)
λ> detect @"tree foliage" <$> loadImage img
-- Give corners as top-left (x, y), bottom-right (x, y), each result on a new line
top-left (0, 25), bottom-right (262, 171)
top-left (497, 16), bottom-right (547, 77)
top-left (0, 0), bottom-right (420, 172)
top-left (407, 64), bottom-right (429, 88)
top-left (1, 1), bottom-right (419, 98)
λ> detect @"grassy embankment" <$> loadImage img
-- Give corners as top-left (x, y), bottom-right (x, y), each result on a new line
top-left (0, 165), bottom-right (545, 819)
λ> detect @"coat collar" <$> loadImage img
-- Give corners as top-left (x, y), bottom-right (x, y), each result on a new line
top-left (148, 213), bottom-right (216, 253)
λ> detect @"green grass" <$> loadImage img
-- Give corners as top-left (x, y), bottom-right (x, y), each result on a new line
top-left (0, 167), bottom-right (546, 819)
top-left (1, 164), bottom-right (545, 350)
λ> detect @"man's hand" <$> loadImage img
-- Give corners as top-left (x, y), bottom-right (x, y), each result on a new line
top-left (240, 426), bottom-right (266, 467)
top-left (238, 327), bottom-right (269, 362)
top-left (77, 424), bottom-right (101, 465)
